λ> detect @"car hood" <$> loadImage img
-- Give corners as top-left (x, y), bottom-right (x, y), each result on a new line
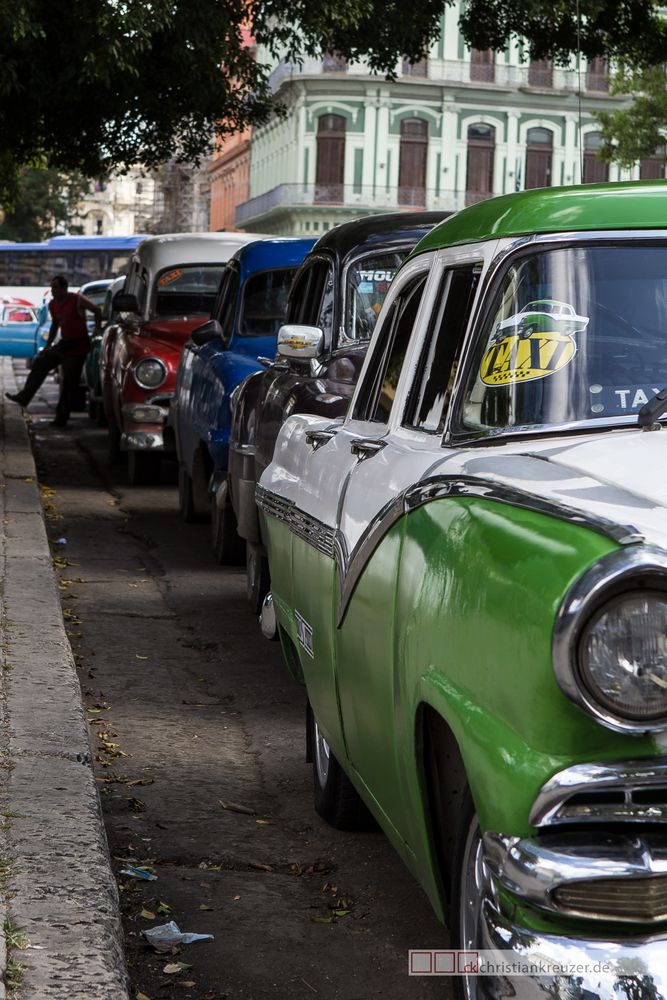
top-left (441, 427), bottom-right (667, 550)
top-left (140, 317), bottom-right (205, 352)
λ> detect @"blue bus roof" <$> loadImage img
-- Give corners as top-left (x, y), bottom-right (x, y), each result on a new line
top-left (0, 235), bottom-right (148, 252)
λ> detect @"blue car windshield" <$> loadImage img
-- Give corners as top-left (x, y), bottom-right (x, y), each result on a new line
top-left (457, 244), bottom-right (667, 437)
top-left (239, 267), bottom-right (296, 337)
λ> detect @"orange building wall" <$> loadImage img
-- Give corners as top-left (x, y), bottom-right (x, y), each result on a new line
top-left (209, 128), bottom-right (251, 232)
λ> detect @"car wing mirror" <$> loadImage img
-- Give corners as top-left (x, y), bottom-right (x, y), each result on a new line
top-left (112, 292), bottom-right (139, 314)
top-left (277, 324), bottom-right (324, 360)
top-left (191, 318), bottom-right (223, 347)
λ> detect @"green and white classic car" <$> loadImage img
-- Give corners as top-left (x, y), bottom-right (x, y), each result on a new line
top-left (257, 181), bottom-right (667, 998)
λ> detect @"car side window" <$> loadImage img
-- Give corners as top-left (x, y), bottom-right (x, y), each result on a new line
top-left (353, 272), bottom-right (428, 424)
top-left (404, 265), bottom-right (481, 433)
top-left (287, 260), bottom-right (333, 339)
top-left (219, 268), bottom-right (240, 346)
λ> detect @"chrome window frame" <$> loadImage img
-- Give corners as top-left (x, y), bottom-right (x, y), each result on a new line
top-left (442, 230), bottom-right (667, 448)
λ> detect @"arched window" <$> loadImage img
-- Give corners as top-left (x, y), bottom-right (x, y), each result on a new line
top-left (525, 127), bottom-right (553, 189)
top-left (315, 114), bottom-right (346, 203)
top-left (528, 59), bottom-right (553, 88)
top-left (586, 57), bottom-right (608, 92)
top-left (470, 48), bottom-right (494, 83)
top-left (583, 131), bottom-right (609, 183)
top-left (640, 146), bottom-right (666, 180)
top-left (398, 118), bottom-right (428, 206)
top-left (465, 123), bottom-right (495, 206)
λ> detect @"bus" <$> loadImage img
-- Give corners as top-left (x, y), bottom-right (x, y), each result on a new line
top-left (0, 235), bottom-right (147, 359)
top-left (0, 234), bottom-right (147, 309)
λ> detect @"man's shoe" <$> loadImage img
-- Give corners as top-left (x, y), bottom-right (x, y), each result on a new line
top-left (5, 392), bottom-right (24, 404)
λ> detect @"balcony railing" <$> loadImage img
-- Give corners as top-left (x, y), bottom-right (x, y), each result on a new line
top-left (236, 183), bottom-right (488, 226)
top-left (268, 58), bottom-right (597, 94)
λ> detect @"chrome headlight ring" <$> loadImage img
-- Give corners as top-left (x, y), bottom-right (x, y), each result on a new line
top-left (133, 356), bottom-right (167, 390)
top-left (553, 546), bottom-right (667, 734)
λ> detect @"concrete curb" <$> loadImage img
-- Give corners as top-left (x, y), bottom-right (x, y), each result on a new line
top-left (0, 359), bottom-right (129, 998)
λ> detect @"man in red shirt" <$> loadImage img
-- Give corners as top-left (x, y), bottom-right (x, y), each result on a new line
top-left (6, 274), bottom-right (102, 427)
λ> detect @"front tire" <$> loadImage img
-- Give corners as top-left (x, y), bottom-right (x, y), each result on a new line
top-left (450, 789), bottom-right (485, 1000)
top-left (246, 542), bottom-right (270, 614)
top-left (127, 450), bottom-right (160, 486)
top-left (308, 703), bottom-right (371, 830)
top-left (178, 466), bottom-right (202, 523)
top-left (211, 489), bottom-right (245, 565)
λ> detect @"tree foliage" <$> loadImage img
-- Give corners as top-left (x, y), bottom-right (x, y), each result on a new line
top-left (458, 0), bottom-right (665, 66)
top-left (597, 65), bottom-right (667, 166)
top-left (0, 168), bottom-right (89, 242)
top-left (0, 0), bottom-right (444, 206)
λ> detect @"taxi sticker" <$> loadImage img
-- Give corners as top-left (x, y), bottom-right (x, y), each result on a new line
top-left (480, 331), bottom-right (576, 387)
top-left (158, 268), bottom-right (183, 287)
top-left (589, 384), bottom-right (661, 415)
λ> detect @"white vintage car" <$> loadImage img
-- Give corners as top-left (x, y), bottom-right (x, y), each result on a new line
top-left (257, 181), bottom-right (667, 999)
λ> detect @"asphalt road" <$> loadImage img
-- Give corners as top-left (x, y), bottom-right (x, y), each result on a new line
top-left (20, 372), bottom-right (452, 1000)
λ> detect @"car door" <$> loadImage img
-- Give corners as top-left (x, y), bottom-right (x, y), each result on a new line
top-left (0, 304), bottom-right (39, 359)
top-left (288, 258), bottom-right (436, 771)
top-left (332, 257), bottom-right (482, 841)
top-left (255, 256), bottom-right (334, 482)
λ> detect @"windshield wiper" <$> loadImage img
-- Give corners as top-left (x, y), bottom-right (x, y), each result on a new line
top-left (638, 386), bottom-right (667, 430)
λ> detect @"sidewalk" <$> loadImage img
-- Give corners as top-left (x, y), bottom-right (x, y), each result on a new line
top-left (0, 358), bottom-right (128, 998)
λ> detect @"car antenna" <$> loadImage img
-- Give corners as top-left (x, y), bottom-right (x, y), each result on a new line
top-left (638, 387), bottom-right (667, 431)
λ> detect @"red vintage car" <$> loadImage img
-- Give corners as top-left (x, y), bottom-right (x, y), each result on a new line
top-left (100, 232), bottom-right (259, 484)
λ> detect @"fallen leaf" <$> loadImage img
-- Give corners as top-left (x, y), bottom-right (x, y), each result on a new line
top-left (135, 654), bottom-right (148, 660)
top-left (333, 909), bottom-right (351, 917)
top-left (219, 799), bottom-right (255, 816)
top-left (180, 982), bottom-right (196, 988)
top-left (233, 895), bottom-right (241, 901)
top-left (140, 909), bottom-right (155, 920)
top-left (157, 901), bottom-right (172, 914)
top-left (163, 963), bottom-right (182, 975)
top-left (255, 819), bottom-right (270, 825)
top-left (310, 916), bottom-right (333, 924)
top-left (249, 863), bottom-right (273, 873)
top-left (199, 903), bottom-right (212, 910)
top-left (136, 992), bottom-right (151, 1000)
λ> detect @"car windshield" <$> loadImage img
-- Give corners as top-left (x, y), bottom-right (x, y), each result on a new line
top-left (343, 252), bottom-right (406, 343)
top-left (154, 265), bottom-right (225, 318)
top-left (82, 287), bottom-right (110, 308)
top-left (239, 267), bottom-right (296, 337)
top-left (458, 244), bottom-right (667, 437)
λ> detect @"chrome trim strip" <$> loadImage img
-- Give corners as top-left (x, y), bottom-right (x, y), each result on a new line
top-left (553, 546), bottom-right (667, 735)
top-left (484, 830), bottom-right (667, 924)
top-left (258, 473), bottom-right (646, 629)
top-left (530, 757), bottom-right (667, 827)
top-left (256, 484), bottom-right (336, 560)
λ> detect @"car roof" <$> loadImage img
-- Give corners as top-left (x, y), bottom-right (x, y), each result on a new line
top-left (134, 232), bottom-right (264, 272)
top-left (309, 211), bottom-right (450, 260)
top-left (231, 237), bottom-right (317, 282)
top-left (80, 279), bottom-right (114, 294)
top-left (411, 180), bottom-right (667, 257)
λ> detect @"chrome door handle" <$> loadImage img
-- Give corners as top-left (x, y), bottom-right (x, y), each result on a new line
top-left (350, 438), bottom-right (386, 460)
top-left (305, 429), bottom-right (336, 450)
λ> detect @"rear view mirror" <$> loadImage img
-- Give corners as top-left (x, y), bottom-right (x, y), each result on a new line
top-left (112, 292), bottom-right (139, 313)
top-left (277, 324), bottom-right (324, 360)
top-left (191, 318), bottom-right (223, 347)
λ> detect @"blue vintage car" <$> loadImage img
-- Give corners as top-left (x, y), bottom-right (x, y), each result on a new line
top-left (170, 237), bottom-right (315, 538)
top-left (0, 298), bottom-right (41, 359)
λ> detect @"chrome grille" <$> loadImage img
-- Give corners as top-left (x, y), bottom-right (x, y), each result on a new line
top-left (552, 875), bottom-right (667, 923)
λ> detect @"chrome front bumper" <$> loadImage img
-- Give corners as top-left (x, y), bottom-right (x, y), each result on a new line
top-left (478, 898), bottom-right (667, 999)
top-left (121, 430), bottom-right (165, 451)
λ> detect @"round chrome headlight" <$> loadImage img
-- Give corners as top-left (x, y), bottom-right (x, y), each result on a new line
top-left (134, 357), bottom-right (167, 390)
top-left (579, 592), bottom-right (667, 722)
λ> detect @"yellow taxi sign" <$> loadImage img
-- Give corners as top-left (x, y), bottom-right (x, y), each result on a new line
top-left (480, 331), bottom-right (576, 387)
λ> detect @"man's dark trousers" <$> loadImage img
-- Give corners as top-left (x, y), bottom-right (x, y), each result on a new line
top-left (15, 345), bottom-right (87, 424)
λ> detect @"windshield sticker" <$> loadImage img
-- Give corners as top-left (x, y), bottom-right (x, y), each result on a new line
top-left (480, 300), bottom-right (589, 387)
top-left (158, 268), bottom-right (183, 287)
top-left (357, 269), bottom-right (397, 283)
top-left (589, 384), bottom-right (663, 415)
